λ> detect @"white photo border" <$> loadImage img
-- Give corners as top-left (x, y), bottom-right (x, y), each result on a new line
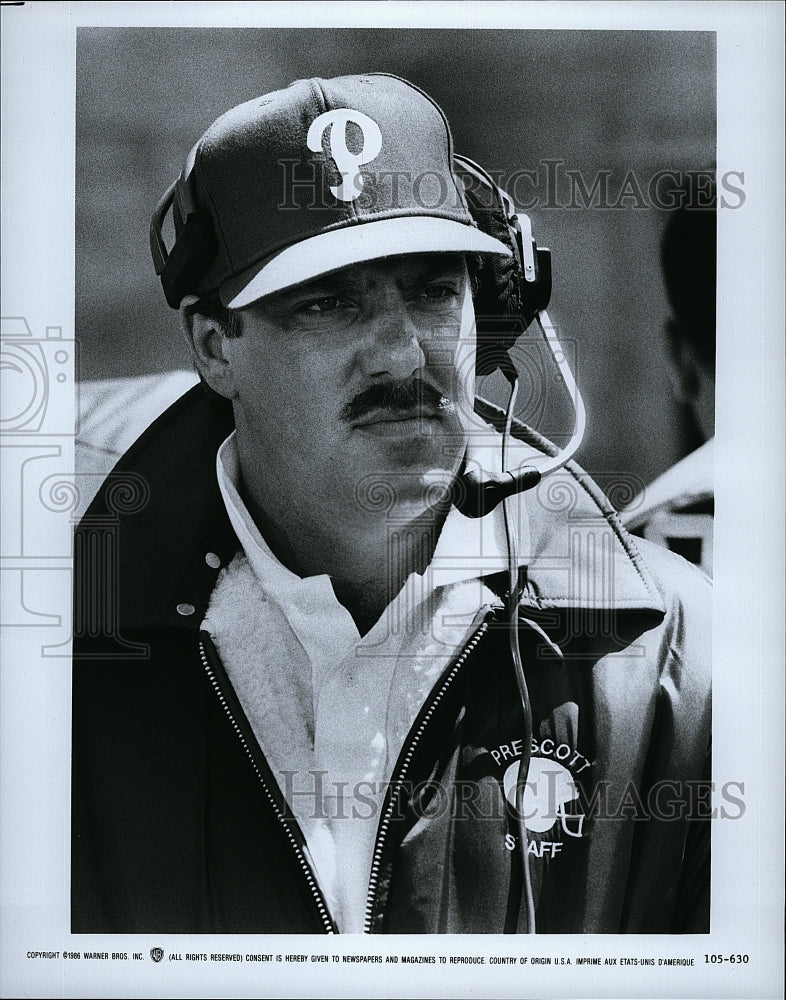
top-left (1, 2), bottom-right (783, 998)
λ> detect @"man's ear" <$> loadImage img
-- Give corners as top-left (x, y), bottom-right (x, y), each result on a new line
top-left (664, 318), bottom-right (699, 406)
top-left (664, 319), bottom-right (715, 440)
top-left (179, 295), bottom-right (236, 399)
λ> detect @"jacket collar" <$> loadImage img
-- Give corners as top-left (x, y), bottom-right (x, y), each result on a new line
top-left (77, 385), bottom-right (664, 634)
top-left (519, 460), bottom-right (665, 613)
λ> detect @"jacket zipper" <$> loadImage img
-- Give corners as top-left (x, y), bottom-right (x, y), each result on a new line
top-left (363, 619), bottom-right (491, 933)
top-left (198, 638), bottom-right (337, 934)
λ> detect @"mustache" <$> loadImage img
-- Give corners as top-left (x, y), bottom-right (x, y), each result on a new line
top-left (340, 377), bottom-right (455, 424)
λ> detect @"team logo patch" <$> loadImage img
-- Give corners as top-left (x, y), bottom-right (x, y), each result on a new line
top-left (491, 737), bottom-right (591, 856)
top-left (307, 108), bottom-right (383, 202)
top-left (503, 756), bottom-right (585, 838)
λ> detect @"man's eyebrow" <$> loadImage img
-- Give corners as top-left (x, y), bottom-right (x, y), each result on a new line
top-left (404, 258), bottom-right (468, 283)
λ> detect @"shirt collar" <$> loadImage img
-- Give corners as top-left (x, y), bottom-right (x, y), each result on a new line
top-left (216, 424), bottom-right (665, 617)
top-left (216, 431), bottom-right (530, 597)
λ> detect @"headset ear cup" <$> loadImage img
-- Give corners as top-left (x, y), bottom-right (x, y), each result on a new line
top-left (454, 158), bottom-right (528, 375)
top-left (152, 152), bottom-right (221, 308)
top-left (473, 250), bottom-right (527, 376)
top-left (161, 213), bottom-right (219, 309)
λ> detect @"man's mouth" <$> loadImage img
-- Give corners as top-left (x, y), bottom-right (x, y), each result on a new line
top-left (341, 377), bottom-right (456, 431)
top-left (352, 405), bottom-right (443, 429)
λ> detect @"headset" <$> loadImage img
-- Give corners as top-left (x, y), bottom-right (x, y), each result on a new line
top-left (451, 155), bottom-right (587, 934)
top-left (152, 152), bottom-right (587, 934)
top-left (450, 154), bottom-right (586, 518)
top-left (151, 139), bottom-right (217, 311)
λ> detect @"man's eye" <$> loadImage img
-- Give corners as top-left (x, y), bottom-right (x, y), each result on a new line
top-left (418, 283), bottom-right (460, 303)
top-left (300, 296), bottom-right (346, 314)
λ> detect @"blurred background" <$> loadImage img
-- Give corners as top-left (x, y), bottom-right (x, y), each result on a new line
top-left (76, 28), bottom-right (715, 487)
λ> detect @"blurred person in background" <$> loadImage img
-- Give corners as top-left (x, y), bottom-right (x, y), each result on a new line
top-left (621, 186), bottom-right (716, 575)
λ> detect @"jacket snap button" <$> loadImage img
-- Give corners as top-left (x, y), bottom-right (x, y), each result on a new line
top-left (176, 603), bottom-right (196, 616)
top-left (205, 552), bottom-right (221, 569)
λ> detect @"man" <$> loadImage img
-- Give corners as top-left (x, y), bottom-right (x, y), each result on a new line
top-left (72, 73), bottom-right (711, 934)
top-left (621, 191), bottom-right (716, 574)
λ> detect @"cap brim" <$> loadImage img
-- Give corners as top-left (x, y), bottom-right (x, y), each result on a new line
top-left (220, 216), bottom-right (511, 309)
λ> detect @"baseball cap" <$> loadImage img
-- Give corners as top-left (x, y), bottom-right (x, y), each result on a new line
top-left (151, 73), bottom-right (511, 309)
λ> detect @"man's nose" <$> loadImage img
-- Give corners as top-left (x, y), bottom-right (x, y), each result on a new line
top-left (357, 302), bottom-right (428, 380)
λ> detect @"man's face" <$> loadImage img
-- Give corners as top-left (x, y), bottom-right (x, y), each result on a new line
top-left (222, 253), bottom-right (476, 532)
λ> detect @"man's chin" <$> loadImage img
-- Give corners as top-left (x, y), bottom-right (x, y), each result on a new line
top-left (351, 465), bottom-right (457, 520)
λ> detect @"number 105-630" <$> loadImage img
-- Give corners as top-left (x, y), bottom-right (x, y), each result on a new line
top-left (704, 954), bottom-right (749, 964)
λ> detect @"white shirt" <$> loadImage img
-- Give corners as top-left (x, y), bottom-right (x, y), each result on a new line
top-left (202, 432), bottom-right (532, 932)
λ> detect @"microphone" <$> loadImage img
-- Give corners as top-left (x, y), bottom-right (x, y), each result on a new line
top-left (453, 465), bottom-right (541, 519)
top-left (453, 308), bottom-right (586, 519)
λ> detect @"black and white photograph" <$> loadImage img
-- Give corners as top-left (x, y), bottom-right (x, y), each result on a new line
top-left (1, 2), bottom-right (783, 998)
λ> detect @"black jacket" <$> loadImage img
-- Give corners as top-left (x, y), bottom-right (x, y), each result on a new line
top-left (72, 387), bottom-right (712, 934)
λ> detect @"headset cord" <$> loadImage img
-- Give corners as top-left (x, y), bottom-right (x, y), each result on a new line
top-left (500, 370), bottom-right (537, 934)
top-left (530, 309), bottom-right (587, 478)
